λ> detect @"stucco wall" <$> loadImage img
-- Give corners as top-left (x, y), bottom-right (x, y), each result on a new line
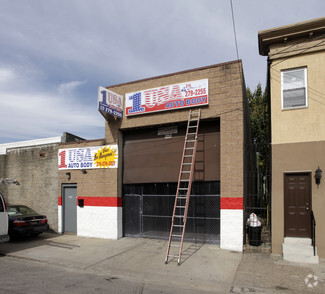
top-left (272, 141), bottom-right (325, 257)
top-left (270, 50), bottom-right (325, 145)
top-left (259, 18), bottom-right (325, 259)
top-left (269, 37), bottom-right (325, 258)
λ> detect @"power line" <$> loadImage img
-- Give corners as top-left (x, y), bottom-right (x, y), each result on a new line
top-left (270, 39), bottom-right (325, 68)
top-left (268, 32), bottom-right (325, 59)
top-left (269, 69), bottom-right (325, 106)
top-left (270, 66), bottom-right (325, 100)
top-left (266, 35), bottom-right (325, 105)
top-left (230, 0), bottom-right (239, 60)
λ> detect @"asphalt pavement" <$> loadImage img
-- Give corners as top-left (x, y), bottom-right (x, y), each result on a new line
top-left (1, 233), bottom-right (325, 293)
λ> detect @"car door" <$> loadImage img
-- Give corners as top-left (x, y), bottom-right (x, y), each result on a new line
top-left (0, 193), bottom-right (8, 238)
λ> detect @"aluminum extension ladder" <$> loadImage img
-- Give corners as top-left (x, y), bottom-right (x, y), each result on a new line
top-left (165, 109), bottom-right (201, 265)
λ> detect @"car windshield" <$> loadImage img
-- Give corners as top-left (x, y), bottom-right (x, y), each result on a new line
top-left (7, 206), bottom-right (37, 216)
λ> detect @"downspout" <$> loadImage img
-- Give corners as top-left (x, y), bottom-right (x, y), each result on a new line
top-left (266, 56), bottom-right (272, 238)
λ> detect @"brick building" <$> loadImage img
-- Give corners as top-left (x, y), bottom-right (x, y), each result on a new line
top-left (0, 133), bottom-right (84, 231)
top-left (58, 60), bottom-right (255, 251)
top-left (57, 138), bottom-right (122, 238)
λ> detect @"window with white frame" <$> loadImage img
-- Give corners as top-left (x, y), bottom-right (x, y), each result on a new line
top-left (281, 67), bottom-right (307, 109)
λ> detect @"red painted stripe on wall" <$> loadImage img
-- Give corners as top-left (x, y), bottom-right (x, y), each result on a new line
top-left (220, 197), bottom-right (243, 209)
top-left (78, 197), bottom-right (122, 207)
top-left (58, 196), bottom-right (122, 207)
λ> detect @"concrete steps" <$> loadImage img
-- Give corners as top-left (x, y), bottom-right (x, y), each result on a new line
top-left (282, 237), bottom-right (319, 264)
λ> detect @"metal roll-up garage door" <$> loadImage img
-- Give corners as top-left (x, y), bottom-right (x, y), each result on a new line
top-left (122, 120), bottom-right (220, 243)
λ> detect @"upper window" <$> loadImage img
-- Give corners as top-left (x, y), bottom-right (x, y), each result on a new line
top-left (281, 67), bottom-right (307, 110)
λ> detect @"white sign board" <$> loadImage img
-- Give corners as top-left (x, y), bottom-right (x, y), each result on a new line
top-left (98, 87), bottom-right (123, 118)
top-left (58, 145), bottom-right (118, 170)
top-left (125, 79), bottom-right (208, 116)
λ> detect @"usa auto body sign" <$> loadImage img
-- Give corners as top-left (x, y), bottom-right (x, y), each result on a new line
top-left (58, 145), bottom-right (118, 170)
top-left (125, 79), bottom-right (208, 116)
top-left (98, 87), bottom-right (123, 118)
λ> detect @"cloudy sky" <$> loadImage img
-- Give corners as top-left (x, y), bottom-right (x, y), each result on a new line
top-left (0, 0), bottom-right (324, 144)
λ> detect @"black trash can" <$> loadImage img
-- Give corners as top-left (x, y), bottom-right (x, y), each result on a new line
top-left (248, 226), bottom-right (262, 246)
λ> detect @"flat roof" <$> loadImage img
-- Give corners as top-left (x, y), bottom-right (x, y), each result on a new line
top-left (0, 132), bottom-right (86, 154)
top-left (107, 59), bottom-right (242, 89)
top-left (0, 137), bottom-right (62, 155)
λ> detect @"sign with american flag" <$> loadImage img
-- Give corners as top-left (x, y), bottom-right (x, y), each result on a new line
top-left (125, 79), bottom-right (208, 116)
top-left (98, 87), bottom-right (123, 118)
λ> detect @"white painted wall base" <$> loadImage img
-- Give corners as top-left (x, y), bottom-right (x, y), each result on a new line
top-left (58, 205), bottom-right (62, 233)
top-left (77, 206), bottom-right (122, 239)
top-left (220, 209), bottom-right (243, 251)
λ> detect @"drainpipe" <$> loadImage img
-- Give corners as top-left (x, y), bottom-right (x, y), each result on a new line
top-left (266, 56), bottom-right (272, 233)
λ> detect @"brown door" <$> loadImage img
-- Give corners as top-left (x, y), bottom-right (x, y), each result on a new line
top-left (284, 173), bottom-right (311, 238)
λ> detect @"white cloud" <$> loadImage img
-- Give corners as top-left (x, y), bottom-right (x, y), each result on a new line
top-left (0, 0), bottom-right (324, 143)
top-left (57, 80), bottom-right (87, 96)
top-left (0, 68), bottom-right (15, 83)
top-left (0, 88), bottom-right (103, 142)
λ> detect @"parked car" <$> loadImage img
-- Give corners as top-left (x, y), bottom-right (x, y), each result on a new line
top-left (0, 193), bottom-right (9, 243)
top-left (7, 205), bottom-right (49, 238)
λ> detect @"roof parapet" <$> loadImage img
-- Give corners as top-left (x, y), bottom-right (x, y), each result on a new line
top-left (258, 17), bottom-right (325, 56)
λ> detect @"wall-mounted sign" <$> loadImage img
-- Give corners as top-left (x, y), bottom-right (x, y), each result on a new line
top-left (58, 145), bottom-right (118, 170)
top-left (158, 126), bottom-right (178, 139)
top-left (125, 79), bottom-right (208, 116)
top-left (98, 87), bottom-right (123, 118)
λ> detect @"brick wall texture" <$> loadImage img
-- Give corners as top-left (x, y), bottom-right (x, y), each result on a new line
top-left (57, 139), bottom-right (119, 199)
top-left (0, 60), bottom-right (254, 240)
top-left (1, 61), bottom-right (252, 236)
top-left (106, 60), bottom-right (247, 199)
top-left (0, 144), bottom-right (60, 231)
top-left (0, 154), bottom-right (8, 199)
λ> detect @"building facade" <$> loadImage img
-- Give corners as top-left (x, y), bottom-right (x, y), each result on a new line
top-left (259, 17), bottom-right (325, 262)
top-left (57, 139), bottom-right (122, 239)
top-left (0, 133), bottom-right (84, 231)
top-left (2, 61), bottom-right (254, 252)
top-left (57, 60), bottom-right (253, 251)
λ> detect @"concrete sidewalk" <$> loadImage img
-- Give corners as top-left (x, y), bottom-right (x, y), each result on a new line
top-left (1, 233), bottom-right (325, 293)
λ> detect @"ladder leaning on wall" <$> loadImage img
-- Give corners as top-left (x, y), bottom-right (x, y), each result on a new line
top-left (165, 109), bottom-right (201, 265)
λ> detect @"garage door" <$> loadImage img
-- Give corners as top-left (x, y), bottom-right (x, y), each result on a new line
top-left (123, 120), bottom-right (220, 243)
top-left (123, 121), bottom-right (220, 183)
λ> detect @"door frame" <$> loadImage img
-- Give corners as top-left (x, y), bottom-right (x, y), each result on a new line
top-left (62, 184), bottom-right (77, 233)
top-left (283, 171), bottom-right (312, 238)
